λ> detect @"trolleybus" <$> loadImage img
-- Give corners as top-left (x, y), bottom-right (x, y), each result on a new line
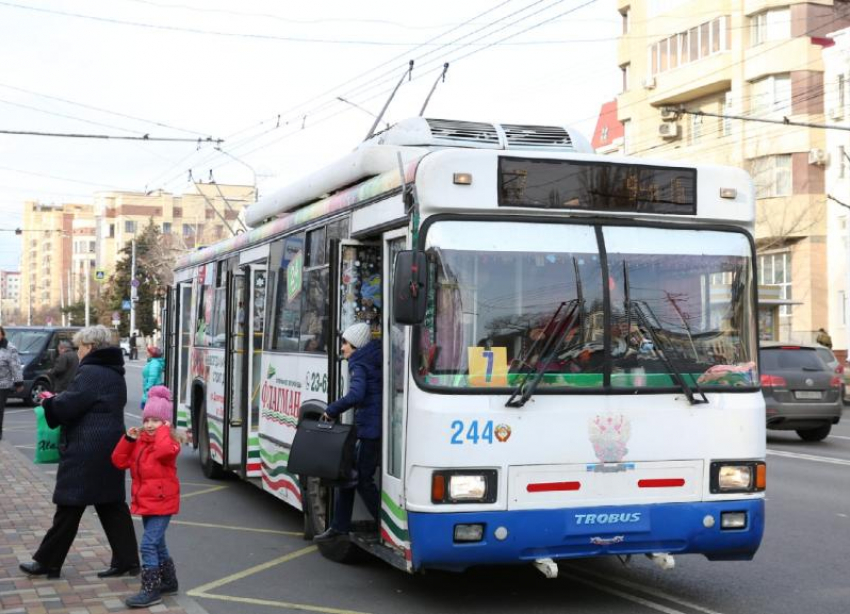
top-left (165, 117), bottom-right (765, 575)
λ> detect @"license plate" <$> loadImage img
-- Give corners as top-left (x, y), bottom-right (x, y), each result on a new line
top-left (795, 390), bottom-right (822, 400)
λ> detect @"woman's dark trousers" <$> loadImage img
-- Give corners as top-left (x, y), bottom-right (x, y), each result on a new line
top-left (33, 502), bottom-right (139, 569)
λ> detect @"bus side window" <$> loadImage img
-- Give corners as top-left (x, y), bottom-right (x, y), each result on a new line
top-left (269, 235), bottom-right (305, 351)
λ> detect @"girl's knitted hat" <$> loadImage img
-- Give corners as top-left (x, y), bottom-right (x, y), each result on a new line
top-left (142, 386), bottom-right (173, 422)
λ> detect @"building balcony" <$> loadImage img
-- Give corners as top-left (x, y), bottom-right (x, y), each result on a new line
top-left (645, 53), bottom-right (734, 106)
top-left (744, 37), bottom-right (822, 82)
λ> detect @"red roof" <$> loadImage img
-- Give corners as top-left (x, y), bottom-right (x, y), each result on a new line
top-left (590, 99), bottom-right (624, 150)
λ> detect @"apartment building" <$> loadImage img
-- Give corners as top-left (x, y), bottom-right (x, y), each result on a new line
top-left (617, 0), bottom-right (850, 343)
top-left (21, 182), bottom-right (255, 322)
top-left (0, 270), bottom-right (21, 325)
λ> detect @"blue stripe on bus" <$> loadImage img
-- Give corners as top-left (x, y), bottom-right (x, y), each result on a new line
top-left (407, 500), bottom-right (764, 572)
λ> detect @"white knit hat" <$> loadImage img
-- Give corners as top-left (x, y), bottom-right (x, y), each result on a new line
top-left (342, 322), bottom-right (372, 350)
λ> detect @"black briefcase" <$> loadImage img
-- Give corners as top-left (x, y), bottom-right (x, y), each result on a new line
top-left (288, 417), bottom-right (356, 482)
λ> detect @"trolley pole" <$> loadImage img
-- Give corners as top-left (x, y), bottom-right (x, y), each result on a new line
top-left (129, 238), bottom-right (137, 336)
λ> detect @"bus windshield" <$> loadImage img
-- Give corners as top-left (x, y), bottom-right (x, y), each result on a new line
top-left (417, 221), bottom-right (757, 392)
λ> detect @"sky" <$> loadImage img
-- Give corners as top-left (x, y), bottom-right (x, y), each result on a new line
top-left (0, 0), bottom-right (620, 270)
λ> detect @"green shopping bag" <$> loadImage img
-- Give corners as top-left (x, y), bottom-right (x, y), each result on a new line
top-left (34, 405), bottom-right (60, 464)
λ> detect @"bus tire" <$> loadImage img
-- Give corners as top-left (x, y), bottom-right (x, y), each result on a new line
top-left (198, 408), bottom-right (225, 479)
top-left (796, 424), bottom-right (831, 442)
top-left (303, 475), bottom-right (362, 564)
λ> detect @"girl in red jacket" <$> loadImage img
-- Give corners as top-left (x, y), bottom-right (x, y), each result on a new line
top-left (112, 385), bottom-right (182, 608)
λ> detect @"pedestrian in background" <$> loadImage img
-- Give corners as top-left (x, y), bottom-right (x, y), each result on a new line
top-left (49, 339), bottom-right (79, 394)
top-left (816, 328), bottom-right (833, 349)
top-left (19, 325), bottom-right (139, 580)
top-left (0, 325), bottom-right (24, 441)
top-left (141, 346), bottom-right (165, 409)
top-left (112, 385), bottom-right (183, 608)
top-left (129, 331), bottom-right (139, 361)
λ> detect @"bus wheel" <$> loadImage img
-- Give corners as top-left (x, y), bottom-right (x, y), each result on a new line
top-left (198, 409), bottom-right (225, 479)
top-left (304, 476), bottom-right (361, 563)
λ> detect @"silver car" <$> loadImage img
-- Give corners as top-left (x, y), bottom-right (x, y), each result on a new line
top-left (760, 343), bottom-right (842, 441)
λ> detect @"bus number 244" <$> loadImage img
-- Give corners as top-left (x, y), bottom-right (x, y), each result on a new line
top-left (450, 420), bottom-right (511, 445)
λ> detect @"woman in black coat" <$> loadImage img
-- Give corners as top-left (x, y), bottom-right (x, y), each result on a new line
top-left (19, 325), bottom-right (140, 579)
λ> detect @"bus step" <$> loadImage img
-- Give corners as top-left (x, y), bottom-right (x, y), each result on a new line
top-left (350, 532), bottom-right (408, 572)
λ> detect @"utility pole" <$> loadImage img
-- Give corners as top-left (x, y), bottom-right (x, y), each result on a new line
top-left (129, 238), bottom-right (137, 336)
top-left (84, 259), bottom-right (90, 326)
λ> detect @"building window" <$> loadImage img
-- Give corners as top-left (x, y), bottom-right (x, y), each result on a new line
top-left (722, 91), bottom-right (733, 136)
top-left (839, 73), bottom-right (846, 112)
top-left (750, 155), bottom-right (792, 198)
top-left (840, 290), bottom-right (847, 325)
top-left (88, 241), bottom-right (95, 253)
top-left (649, 16), bottom-right (729, 76)
top-left (622, 119), bottom-right (631, 155)
top-left (621, 8), bottom-right (629, 34)
top-left (162, 222), bottom-right (172, 234)
top-left (750, 74), bottom-right (791, 116)
top-left (689, 113), bottom-right (703, 144)
top-left (750, 8), bottom-right (790, 46)
top-left (840, 145), bottom-right (846, 179)
top-left (125, 220), bottom-right (136, 233)
top-left (109, 224), bottom-right (115, 238)
top-left (759, 252), bottom-right (793, 316)
top-left (183, 224), bottom-right (194, 237)
top-left (620, 63), bottom-right (630, 92)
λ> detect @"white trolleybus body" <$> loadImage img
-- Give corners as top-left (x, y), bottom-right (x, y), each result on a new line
top-left (165, 118), bottom-right (765, 575)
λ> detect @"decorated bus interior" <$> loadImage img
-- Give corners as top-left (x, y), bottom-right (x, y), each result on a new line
top-left (415, 220), bottom-right (757, 393)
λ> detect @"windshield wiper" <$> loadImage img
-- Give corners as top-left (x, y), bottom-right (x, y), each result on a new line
top-left (506, 299), bottom-right (581, 408)
top-left (631, 300), bottom-right (708, 405)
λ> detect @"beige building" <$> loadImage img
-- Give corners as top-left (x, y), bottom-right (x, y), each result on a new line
top-left (0, 270), bottom-right (21, 325)
top-left (21, 183), bottom-right (255, 323)
top-left (617, 0), bottom-right (850, 342)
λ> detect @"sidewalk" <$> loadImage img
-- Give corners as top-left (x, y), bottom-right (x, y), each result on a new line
top-left (0, 441), bottom-right (207, 614)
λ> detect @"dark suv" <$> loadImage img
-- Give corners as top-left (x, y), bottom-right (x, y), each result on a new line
top-left (760, 343), bottom-right (843, 441)
top-left (5, 327), bottom-right (79, 405)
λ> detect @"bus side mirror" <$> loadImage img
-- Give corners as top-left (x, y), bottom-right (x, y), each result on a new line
top-left (393, 250), bottom-right (428, 325)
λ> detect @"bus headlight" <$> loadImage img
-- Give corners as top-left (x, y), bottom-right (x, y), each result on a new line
top-left (710, 461), bottom-right (766, 494)
top-left (431, 470), bottom-right (498, 504)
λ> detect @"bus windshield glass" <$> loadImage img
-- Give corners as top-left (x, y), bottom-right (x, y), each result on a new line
top-left (417, 221), bottom-right (757, 391)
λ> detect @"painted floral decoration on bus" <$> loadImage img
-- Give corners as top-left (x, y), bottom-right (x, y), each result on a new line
top-left (588, 413), bottom-right (631, 463)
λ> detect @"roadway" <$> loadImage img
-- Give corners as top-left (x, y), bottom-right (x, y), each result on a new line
top-left (1, 364), bottom-right (848, 614)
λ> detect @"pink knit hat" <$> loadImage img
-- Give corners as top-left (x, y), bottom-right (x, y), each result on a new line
top-left (142, 386), bottom-right (173, 423)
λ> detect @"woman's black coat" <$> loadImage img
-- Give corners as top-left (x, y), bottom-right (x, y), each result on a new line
top-left (41, 346), bottom-right (128, 506)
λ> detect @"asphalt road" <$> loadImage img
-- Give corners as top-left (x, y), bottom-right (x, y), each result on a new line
top-left (3, 364), bottom-right (849, 614)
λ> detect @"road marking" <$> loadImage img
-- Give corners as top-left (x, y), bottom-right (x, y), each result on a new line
top-left (188, 545), bottom-right (316, 594)
top-left (560, 570), bottom-right (708, 614)
top-left (562, 564), bottom-right (725, 614)
top-left (767, 449), bottom-right (850, 466)
top-left (192, 593), bottom-right (373, 614)
top-left (180, 484), bottom-right (229, 499)
top-left (166, 519), bottom-right (302, 536)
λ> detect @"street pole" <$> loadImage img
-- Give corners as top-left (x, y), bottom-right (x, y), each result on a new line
top-left (84, 258), bottom-right (90, 326)
top-left (129, 238), bottom-right (136, 336)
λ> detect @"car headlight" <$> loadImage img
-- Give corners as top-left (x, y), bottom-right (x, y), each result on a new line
top-left (710, 461), bottom-right (766, 494)
top-left (431, 470), bottom-right (497, 504)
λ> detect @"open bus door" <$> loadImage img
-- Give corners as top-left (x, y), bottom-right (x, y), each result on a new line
top-left (224, 269), bottom-right (247, 476)
top-left (163, 286), bottom-right (174, 391)
top-left (244, 263), bottom-right (267, 478)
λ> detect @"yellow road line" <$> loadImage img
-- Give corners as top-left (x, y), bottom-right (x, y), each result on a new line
top-left (187, 545), bottom-right (316, 595)
top-left (166, 519), bottom-right (302, 536)
top-left (181, 485), bottom-right (229, 499)
top-left (191, 592), bottom-right (373, 614)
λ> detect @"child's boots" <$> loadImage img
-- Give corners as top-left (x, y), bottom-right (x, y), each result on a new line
top-left (125, 566), bottom-right (162, 608)
top-left (159, 557), bottom-right (179, 594)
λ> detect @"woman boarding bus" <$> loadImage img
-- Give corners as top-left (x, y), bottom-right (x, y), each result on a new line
top-left (166, 117), bottom-right (764, 575)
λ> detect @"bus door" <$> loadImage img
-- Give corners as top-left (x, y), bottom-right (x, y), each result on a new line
top-left (330, 240), bottom-right (383, 520)
top-left (381, 230), bottom-right (410, 559)
top-left (175, 281), bottom-right (194, 430)
top-left (224, 270), bottom-right (246, 475)
top-left (244, 263), bottom-right (267, 478)
top-left (163, 287), bottom-right (173, 390)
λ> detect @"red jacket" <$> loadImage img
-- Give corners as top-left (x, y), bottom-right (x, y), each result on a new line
top-left (111, 426), bottom-right (181, 516)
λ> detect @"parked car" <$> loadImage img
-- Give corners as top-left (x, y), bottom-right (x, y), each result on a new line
top-left (760, 342), bottom-right (843, 441)
top-left (813, 345), bottom-right (847, 402)
top-left (119, 337), bottom-right (130, 356)
top-left (4, 326), bottom-right (80, 405)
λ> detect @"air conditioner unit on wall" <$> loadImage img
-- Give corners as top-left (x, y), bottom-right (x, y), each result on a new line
top-left (642, 76), bottom-right (656, 90)
top-left (808, 148), bottom-right (830, 165)
top-left (658, 123), bottom-right (680, 139)
top-left (660, 107), bottom-right (678, 121)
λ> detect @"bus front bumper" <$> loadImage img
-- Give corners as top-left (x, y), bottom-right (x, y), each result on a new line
top-left (407, 499), bottom-right (764, 572)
